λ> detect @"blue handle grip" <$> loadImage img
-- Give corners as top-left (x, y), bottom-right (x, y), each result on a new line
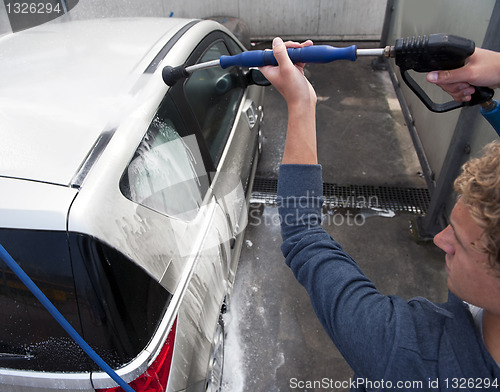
top-left (219, 45), bottom-right (357, 69)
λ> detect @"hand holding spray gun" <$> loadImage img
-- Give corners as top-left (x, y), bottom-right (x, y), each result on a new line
top-left (426, 47), bottom-right (500, 134)
top-left (426, 47), bottom-right (500, 102)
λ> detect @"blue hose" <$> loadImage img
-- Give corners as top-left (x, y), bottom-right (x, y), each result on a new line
top-left (480, 99), bottom-right (500, 137)
top-left (0, 243), bottom-right (135, 392)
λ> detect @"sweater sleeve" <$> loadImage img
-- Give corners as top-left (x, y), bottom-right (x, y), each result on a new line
top-left (277, 164), bottom-right (407, 380)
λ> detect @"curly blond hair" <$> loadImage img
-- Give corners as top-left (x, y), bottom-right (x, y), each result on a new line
top-left (454, 141), bottom-right (500, 274)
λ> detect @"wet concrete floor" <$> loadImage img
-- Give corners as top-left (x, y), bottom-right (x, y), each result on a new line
top-left (222, 41), bottom-right (448, 392)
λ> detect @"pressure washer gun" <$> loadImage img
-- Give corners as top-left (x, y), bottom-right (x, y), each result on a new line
top-left (386, 34), bottom-right (498, 134)
top-left (163, 33), bottom-right (498, 131)
top-left (390, 34), bottom-right (495, 111)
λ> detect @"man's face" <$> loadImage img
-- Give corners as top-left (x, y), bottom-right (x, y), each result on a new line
top-left (433, 198), bottom-right (500, 312)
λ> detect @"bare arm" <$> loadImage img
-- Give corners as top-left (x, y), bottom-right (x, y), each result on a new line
top-left (259, 37), bottom-right (318, 164)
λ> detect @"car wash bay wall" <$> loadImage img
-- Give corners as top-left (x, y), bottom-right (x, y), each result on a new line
top-left (159, 0), bottom-right (388, 40)
top-left (1, 0), bottom-right (387, 39)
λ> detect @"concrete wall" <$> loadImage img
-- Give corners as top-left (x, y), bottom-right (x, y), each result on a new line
top-left (1, 0), bottom-right (387, 40)
top-left (164, 0), bottom-right (388, 41)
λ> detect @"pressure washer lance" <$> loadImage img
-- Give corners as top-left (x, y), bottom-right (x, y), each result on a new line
top-left (162, 45), bottom-right (384, 86)
top-left (162, 33), bottom-right (495, 115)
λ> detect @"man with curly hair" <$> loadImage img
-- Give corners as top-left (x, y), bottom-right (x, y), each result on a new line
top-left (260, 37), bottom-right (500, 391)
top-left (434, 141), bottom-right (500, 362)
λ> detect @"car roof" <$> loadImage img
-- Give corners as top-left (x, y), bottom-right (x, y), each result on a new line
top-left (0, 17), bottom-right (196, 186)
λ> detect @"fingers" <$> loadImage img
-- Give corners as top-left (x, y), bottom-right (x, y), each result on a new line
top-left (281, 39), bottom-right (314, 69)
top-left (426, 69), bottom-right (461, 85)
top-left (272, 38), bottom-right (314, 67)
top-left (447, 84), bottom-right (475, 102)
top-left (446, 88), bottom-right (475, 102)
top-left (426, 70), bottom-right (476, 102)
top-left (425, 70), bottom-right (438, 84)
top-left (271, 37), bottom-right (293, 70)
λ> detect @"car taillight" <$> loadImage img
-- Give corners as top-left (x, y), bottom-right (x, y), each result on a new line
top-left (97, 319), bottom-right (177, 392)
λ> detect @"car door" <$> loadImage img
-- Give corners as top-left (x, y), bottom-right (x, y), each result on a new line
top-left (169, 30), bottom-right (264, 279)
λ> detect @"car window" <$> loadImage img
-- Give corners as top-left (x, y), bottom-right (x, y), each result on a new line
top-left (120, 95), bottom-right (209, 221)
top-left (184, 40), bottom-right (244, 166)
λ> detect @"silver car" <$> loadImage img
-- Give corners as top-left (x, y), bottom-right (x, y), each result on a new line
top-left (0, 17), bottom-right (265, 392)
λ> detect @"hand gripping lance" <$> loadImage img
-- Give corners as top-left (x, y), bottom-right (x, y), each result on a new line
top-left (162, 33), bottom-right (495, 114)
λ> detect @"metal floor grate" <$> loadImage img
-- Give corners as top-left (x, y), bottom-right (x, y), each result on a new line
top-left (251, 177), bottom-right (430, 214)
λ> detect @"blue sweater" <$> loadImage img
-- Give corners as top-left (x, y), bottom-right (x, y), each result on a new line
top-left (277, 164), bottom-right (500, 391)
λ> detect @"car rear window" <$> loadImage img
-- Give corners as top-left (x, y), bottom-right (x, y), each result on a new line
top-left (0, 228), bottom-right (88, 371)
top-left (0, 229), bottom-right (172, 372)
